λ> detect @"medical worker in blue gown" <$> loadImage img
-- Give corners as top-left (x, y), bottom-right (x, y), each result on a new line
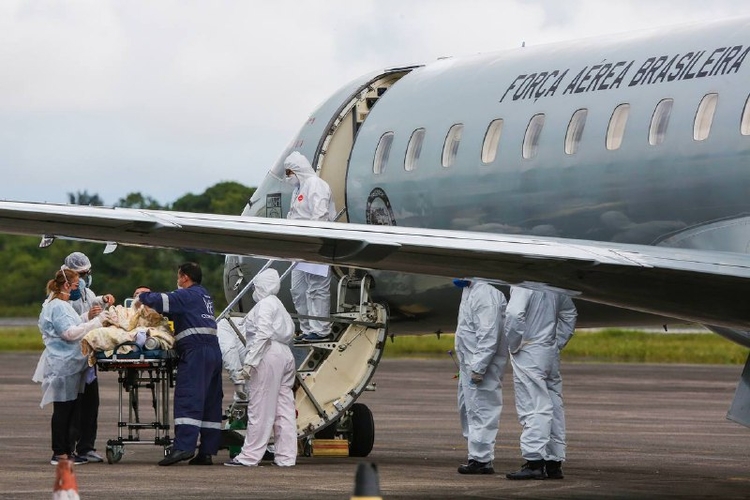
top-left (136, 262), bottom-right (223, 466)
top-left (34, 267), bottom-right (104, 465)
top-left (453, 278), bottom-right (508, 475)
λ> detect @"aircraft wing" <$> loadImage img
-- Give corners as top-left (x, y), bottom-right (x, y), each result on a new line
top-left (0, 201), bottom-right (749, 330)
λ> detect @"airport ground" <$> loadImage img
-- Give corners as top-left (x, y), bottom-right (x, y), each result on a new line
top-left (1, 353), bottom-right (749, 499)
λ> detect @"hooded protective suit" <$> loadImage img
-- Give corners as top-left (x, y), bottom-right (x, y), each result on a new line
top-left (217, 317), bottom-right (248, 400)
top-left (284, 151), bottom-right (335, 338)
top-left (504, 287), bottom-right (576, 462)
top-left (454, 280), bottom-right (508, 464)
top-left (233, 269), bottom-right (297, 466)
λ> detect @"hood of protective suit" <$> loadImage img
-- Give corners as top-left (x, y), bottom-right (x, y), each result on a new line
top-left (284, 151), bottom-right (318, 183)
top-left (252, 269), bottom-right (281, 302)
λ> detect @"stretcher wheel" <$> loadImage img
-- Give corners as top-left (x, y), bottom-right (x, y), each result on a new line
top-left (106, 444), bottom-right (124, 464)
top-left (348, 403), bottom-right (374, 457)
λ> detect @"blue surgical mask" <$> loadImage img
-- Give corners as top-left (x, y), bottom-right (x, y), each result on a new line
top-left (452, 279), bottom-right (471, 288)
top-left (69, 287), bottom-right (82, 301)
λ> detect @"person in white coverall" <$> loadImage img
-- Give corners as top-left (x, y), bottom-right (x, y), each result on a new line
top-left (284, 151), bottom-right (336, 342)
top-left (217, 317), bottom-right (248, 402)
top-left (225, 269), bottom-right (297, 467)
top-left (453, 279), bottom-right (508, 475)
top-left (504, 286), bottom-right (577, 480)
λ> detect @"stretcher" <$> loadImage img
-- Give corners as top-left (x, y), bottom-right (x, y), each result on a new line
top-left (95, 342), bottom-right (177, 464)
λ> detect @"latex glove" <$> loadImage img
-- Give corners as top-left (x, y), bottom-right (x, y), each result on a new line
top-left (470, 371), bottom-right (484, 384)
top-left (242, 365), bottom-right (254, 382)
top-left (233, 383), bottom-right (248, 402)
top-left (88, 304), bottom-right (103, 320)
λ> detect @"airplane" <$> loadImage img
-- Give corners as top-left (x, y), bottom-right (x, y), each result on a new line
top-left (1, 15), bottom-right (750, 457)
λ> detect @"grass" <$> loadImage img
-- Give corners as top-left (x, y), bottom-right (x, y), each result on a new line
top-left (4, 326), bottom-right (748, 364)
top-left (381, 329), bottom-right (749, 364)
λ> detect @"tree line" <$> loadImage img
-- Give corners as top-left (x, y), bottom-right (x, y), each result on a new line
top-left (0, 181), bottom-right (255, 316)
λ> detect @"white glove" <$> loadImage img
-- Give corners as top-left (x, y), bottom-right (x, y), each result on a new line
top-left (233, 383), bottom-right (248, 402)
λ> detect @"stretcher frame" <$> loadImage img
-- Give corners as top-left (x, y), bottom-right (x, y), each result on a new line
top-left (95, 344), bottom-right (177, 464)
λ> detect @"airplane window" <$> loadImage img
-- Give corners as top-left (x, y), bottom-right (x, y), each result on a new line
top-left (649, 98), bottom-right (674, 146)
top-left (405, 128), bottom-right (425, 171)
top-left (565, 109), bottom-right (588, 155)
top-left (741, 95), bottom-right (750, 136)
top-left (606, 103), bottom-right (630, 150)
top-left (694, 93), bottom-right (718, 141)
top-left (373, 132), bottom-right (394, 174)
top-left (442, 124), bottom-right (464, 167)
top-left (481, 119), bottom-right (504, 164)
top-left (522, 114), bottom-right (545, 159)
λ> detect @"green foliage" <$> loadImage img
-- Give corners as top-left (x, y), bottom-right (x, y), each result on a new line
top-left (0, 327), bottom-right (45, 350)
top-left (381, 330), bottom-right (749, 364)
top-left (0, 181), bottom-right (256, 316)
top-left (564, 329), bottom-right (750, 364)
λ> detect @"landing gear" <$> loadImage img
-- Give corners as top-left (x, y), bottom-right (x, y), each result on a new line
top-left (345, 403), bottom-right (375, 457)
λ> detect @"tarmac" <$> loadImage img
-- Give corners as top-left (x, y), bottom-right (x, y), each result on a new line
top-left (1, 353), bottom-right (749, 499)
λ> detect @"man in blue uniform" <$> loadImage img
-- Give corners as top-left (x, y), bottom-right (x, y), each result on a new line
top-left (136, 262), bottom-right (223, 466)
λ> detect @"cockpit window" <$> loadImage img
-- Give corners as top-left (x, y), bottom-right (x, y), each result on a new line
top-left (565, 109), bottom-right (587, 155)
top-left (606, 103), bottom-right (630, 150)
top-left (649, 98), bottom-right (673, 146)
top-left (481, 119), bottom-right (504, 164)
top-left (522, 114), bottom-right (545, 159)
top-left (373, 132), bottom-right (394, 174)
top-left (442, 124), bottom-right (463, 167)
top-left (405, 128), bottom-right (425, 171)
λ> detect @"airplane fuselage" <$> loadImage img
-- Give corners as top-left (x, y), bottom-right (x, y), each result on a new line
top-left (229, 17), bottom-right (750, 333)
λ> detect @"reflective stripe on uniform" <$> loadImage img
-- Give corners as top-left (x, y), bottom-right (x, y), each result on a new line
top-left (174, 417), bottom-right (223, 430)
top-left (174, 327), bottom-right (217, 342)
top-left (161, 293), bottom-right (170, 313)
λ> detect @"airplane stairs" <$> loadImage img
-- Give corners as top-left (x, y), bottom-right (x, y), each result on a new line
top-left (219, 267), bottom-right (388, 458)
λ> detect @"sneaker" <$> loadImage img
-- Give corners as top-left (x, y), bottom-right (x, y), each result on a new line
top-left (224, 458), bottom-right (254, 467)
top-left (299, 332), bottom-right (333, 343)
top-left (506, 460), bottom-right (546, 480)
top-left (50, 455), bottom-right (61, 465)
top-left (457, 459), bottom-right (494, 475)
top-left (80, 450), bottom-right (104, 463)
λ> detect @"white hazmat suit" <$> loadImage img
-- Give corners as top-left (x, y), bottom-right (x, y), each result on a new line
top-left (284, 151), bottom-right (336, 339)
top-left (232, 269), bottom-right (297, 466)
top-left (504, 287), bottom-right (577, 469)
top-left (454, 280), bottom-right (508, 468)
top-left (216, 317), bottom-right (248, 400)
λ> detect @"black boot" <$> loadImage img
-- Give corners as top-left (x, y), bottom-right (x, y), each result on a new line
top-left (457, 459), bottom-right (495, 475)
top-left (505, 460), bottom-right (546, 480)
top-left (545, 460), bottom-right (564, 479)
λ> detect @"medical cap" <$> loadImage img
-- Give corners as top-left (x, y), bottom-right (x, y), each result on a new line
top-left (64, 252), bottom-right (91, 272)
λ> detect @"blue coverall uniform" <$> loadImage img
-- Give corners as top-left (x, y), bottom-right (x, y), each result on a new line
top-left (139, 285), bottom-right (223, 455)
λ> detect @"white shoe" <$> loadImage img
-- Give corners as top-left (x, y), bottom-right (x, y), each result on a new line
top-left (81, 450), bottom-right (104, 463)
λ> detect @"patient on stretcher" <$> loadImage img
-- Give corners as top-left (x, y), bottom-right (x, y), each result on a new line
top-left (81, 292), bottom-right (174, 366)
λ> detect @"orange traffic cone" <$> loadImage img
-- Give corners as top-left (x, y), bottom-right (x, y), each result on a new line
top-left (53, 458), bottom-right (80, 500)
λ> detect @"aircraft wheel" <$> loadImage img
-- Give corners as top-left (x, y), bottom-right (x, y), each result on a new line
top-left (348, 403), bottom-right (374, 457)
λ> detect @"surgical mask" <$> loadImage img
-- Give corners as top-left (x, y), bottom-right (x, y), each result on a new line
top-left (284, 173), bottom-right (299, 188)
top-left (69, 287), bottom-right (82, 301)
top-left (452, 279), bottom-right (471, 288)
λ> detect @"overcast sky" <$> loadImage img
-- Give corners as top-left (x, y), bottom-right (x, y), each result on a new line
top-left (3, 0), bottom-right (750, 206)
